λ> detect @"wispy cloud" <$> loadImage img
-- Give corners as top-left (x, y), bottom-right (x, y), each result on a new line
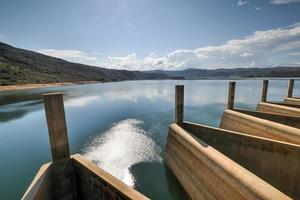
top-left (270, 0), bottom-right (300, 4)
top-left (100, 23), bottom-right (300, 70)
top-left (237, 0), bottom-right (248, 6)
top-left (37, 49), bottom-right (98, 64)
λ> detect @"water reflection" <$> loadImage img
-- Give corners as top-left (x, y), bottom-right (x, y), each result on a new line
top-left (1, 79), bottom-right (299, 124)
top-left (1, 79), bottom-right (300, 199)
top-left (83, 119), bottom-right (162, 187)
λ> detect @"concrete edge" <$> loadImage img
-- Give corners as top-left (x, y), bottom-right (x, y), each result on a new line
top-left (258, 102), bottom-right (300, 112)
top-left (185, 120), bottom-right (300, 148)
top-left (71, 154), bottom-right (150, 200)
top-left (234, 108), bottom-right (300, 120)
top-left (21, 162), bottom-right (51, 200)
top-left (222, 109), bottom-right (300, 144)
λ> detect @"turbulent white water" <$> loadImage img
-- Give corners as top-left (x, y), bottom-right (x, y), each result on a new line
top-left (83, 119), bottom-right (162, 187)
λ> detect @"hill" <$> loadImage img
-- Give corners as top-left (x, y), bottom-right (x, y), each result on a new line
top-left (0, 42), bottom-right (167, 85)
top-left (1, 41), bottom-right (300, 86)
top-left (148, 66), bottom-right (300, 79)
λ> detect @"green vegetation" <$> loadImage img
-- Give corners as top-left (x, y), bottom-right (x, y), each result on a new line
top-left (0, 42), bottom-right (167, 85)
top-left (1, 41), bottom-right (300, 86)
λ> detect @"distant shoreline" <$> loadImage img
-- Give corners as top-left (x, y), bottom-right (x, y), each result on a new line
top-left (0, 81), bottom-right (101, 92)
top-left (1, 77), bottom-right (298, 92)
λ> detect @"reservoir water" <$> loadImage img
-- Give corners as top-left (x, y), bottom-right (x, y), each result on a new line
top-left (0, 79), bottom-right (299, 200)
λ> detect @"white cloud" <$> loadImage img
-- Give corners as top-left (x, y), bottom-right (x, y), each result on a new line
top-left (38, 49), bottom-right (98, 64)
top-left (237, 0), bottom-right (248, 6)
top-left (270, 0), bottom-right (300, 4)
top-left (100, 23), bottom-right (300, 70)
top-left (37, 23), bottom-right (300, 71)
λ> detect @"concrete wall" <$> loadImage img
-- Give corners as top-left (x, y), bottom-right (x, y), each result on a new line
top-left (284, 97), bottom-right (300, 106)
top-left (184, 122), bottom-right (300, 200)
top-left (220, 109), bottom-right (300, 145)
top-left (164, 123), bottom-right (291, 200)
top-left (22, 163), bottom-right (52, 200)
top-left (23, 155), bottom-right (149, 200)
top-left (51, 159), bottom-right (78, 200)
top-left (257, 102), bottom-right (300, 117)
top-left (234, 108), bottom-right (300, 128)
top-left (72, 154), bottom-right (149, 200)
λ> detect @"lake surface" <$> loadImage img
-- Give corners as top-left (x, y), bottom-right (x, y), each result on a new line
top-left (1, 79), bottom-right (299, 200)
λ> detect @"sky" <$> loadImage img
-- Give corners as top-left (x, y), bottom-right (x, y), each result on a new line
top-left (1, 0), bottom-right (300, 70)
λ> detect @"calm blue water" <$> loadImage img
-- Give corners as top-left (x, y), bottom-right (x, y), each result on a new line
top-left (0, 79), bottom-right (299, 200)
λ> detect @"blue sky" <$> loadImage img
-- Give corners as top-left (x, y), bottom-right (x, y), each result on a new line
top-left (1, 0), bottom-right (300, 70)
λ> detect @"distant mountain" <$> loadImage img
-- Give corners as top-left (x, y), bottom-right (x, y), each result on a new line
top-left (1, 41), bottom-right (300, 86)
top-left (148, 66), bottom-right (300, 79)
top-left (0, 42), bottom-right (167, 85)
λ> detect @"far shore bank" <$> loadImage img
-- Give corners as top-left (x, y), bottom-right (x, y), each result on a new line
top-left (0, 81), bottom-right (101, 92)
top-left (1, 77), bottom-right (298, 92)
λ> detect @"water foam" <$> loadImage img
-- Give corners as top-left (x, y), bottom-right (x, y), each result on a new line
top-left (83, 119), bottom-right (162, 187)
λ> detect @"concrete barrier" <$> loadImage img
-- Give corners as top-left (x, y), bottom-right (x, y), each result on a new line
top-left (284, 97), bottom-right (300, 105)
top-left (220, 109), bottom-right (300, 145)
top-left (165, 123), bottom-right (293, 200)
top-left (183, 122), bottom-right (300, 200)
top-left (23, 155), bottom-right (149, 200)
top-left (72, 154), bottom-right (149, 200)
top-left (22, 163), bottom-right (52, 200)
top-left (256, 101), bottom-right (300, 117)
top-left (233, 108), bottom-right (300, 128)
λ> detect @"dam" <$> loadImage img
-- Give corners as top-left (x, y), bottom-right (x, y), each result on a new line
top-left (22, 79), bottom-right (300, 200)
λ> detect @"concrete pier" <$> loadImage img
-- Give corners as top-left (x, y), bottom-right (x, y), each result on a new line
top-left (287, 79), bottom-right (294, 98)
top-left (261, 80), bottom-right (268, 102)
top-left (175, 85), bottom-right (184, 126)
top-left (43, 93), bottom-right (70, 161)
top-left (227, 82), bottom-right (235, 109)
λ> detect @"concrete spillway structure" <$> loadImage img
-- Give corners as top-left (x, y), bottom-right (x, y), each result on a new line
top-left (220, 82), bottom-right (300, 145)
top-left (22, 93), bottom-right (149, 200)
top-left (165, 85), bottom-right (300, 200)
top-left (257, 79), bottom-right (300, 116)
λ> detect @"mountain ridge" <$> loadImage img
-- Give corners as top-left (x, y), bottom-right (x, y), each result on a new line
top-left (0, 42), bottom-right (168, 85)
top-left (1, 41), bottom-right (300, 85)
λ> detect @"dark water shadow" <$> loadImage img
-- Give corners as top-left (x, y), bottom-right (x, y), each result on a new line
top-left (130, 161), bottom-right (190, 200)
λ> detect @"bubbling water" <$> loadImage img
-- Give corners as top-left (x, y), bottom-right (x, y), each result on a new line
top-left (83, 119), bottom-right (162, 187)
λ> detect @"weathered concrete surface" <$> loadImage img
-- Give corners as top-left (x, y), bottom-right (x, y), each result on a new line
top-left (164, 123), bottom-right (292, 200)
top-left (227, 82), bottom-right (235, 109)
top-left (43, 93), bottom-right (70, 161)
top-left (257, 102), bottom-right (300, 117)
top-left (23, 155), bottom-right (149, 200)
top-left (220, 109), bottom-right (300, 145)
top-left (50, 159), bottom-right (78, 200)
top-left (260, 80), bottom-right (268, 102)
top-left (175, 85), bottom-right (184, 126)
top-left (184, 121), bottom-right (300, 200)
top-left (234, 108), bottom-right (300, 128)
top-left (284, 97), bottom-right (300, 105)
top-left (286, 79), bottom-right (294, 98)
top-left (72, 154), bottom-right (149, 200)
top-left (22, 163), bottom-right (52, 200)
